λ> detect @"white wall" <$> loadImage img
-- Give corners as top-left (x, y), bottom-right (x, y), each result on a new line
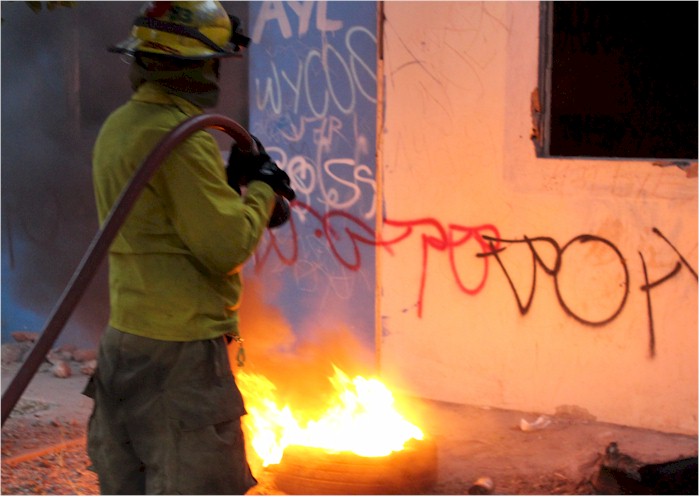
top-left (379, 1), bottom-right (698, 435)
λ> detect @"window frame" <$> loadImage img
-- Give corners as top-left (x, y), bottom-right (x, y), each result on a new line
top-left (534, 1), bottom-right (698, 163)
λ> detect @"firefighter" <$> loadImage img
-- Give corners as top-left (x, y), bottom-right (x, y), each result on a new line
top-left (85, 1), bottom-right (294, 494)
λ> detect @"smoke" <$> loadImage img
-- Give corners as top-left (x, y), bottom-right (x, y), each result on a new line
top-left (0, 1), bottom-right (249, 347)
top-left (1, 2), bottom-right (126, 346)
top-left (233, 278), bottom-right (376, 414)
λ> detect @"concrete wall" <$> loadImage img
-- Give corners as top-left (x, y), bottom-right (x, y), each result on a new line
top-left (378, 1), bottom-right (698, 435)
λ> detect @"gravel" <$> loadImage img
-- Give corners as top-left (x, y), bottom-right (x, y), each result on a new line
top-left (1, 416), bottom-right (592, 495)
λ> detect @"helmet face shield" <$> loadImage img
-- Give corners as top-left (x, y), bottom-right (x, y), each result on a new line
top-left (109, 1), bottom-right (250, 60)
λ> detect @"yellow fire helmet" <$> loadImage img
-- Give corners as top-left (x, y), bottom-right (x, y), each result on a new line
top-left (109, 1), bottom-right (250, 60)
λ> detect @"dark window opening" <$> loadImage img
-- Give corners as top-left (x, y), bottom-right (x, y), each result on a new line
top-left (536, 1), bottom-right (698, 161)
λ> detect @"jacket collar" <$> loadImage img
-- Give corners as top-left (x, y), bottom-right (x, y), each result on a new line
top-left (131, 82), bottom-right (203, 117)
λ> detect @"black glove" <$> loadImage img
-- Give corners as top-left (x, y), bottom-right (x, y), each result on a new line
top-left (226, 136), bottom-right (268, 194)
top-left (250, 160), bottom-right (296, 201)
top-left (227, 137), bottom-right (296, 201)
top-left (268, 195), bottom-right (291, 229)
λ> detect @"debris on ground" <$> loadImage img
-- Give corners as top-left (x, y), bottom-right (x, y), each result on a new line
top-left (590, 442), bottom-right (699, 495)
top-left (1, 358), bottom-right (697, 496)
top-left (2, 333), bottom-right (97, 380)
top-left (520, 414), bottom-right (553, 432)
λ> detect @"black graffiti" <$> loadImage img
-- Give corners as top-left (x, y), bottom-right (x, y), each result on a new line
top-left (637, 227), bottom-right (697, 358)
top-left (556, 235), bottom-right (629, 326)
top-left (652, 227), bottom-right (698, 281)
top-left (482, 234), bottom-right (629, 326)
top-left (638, 252), bottom-right (679, 358)
top-left (480, 228), bottom-right (697, 359)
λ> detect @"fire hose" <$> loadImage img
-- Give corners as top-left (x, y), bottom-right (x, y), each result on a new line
top-left (1, 114), bottom-right (257, 426)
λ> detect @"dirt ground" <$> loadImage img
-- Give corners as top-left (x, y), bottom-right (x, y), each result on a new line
top-left (1, 362), bottom-right (697, 495)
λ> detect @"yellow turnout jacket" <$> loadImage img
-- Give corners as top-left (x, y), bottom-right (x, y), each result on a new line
top-left (92, 83), bottom-right (275, 341)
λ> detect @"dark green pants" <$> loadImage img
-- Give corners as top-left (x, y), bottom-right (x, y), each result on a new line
top-left (84, 327), bottom-right (257, 494)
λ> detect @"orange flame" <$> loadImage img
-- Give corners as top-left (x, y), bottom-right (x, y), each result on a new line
top-left (237, 365), bottom-right (424, 467)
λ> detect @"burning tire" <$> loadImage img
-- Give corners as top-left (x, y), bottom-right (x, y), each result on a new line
top-left (267, 438), bottom-right (438, 495)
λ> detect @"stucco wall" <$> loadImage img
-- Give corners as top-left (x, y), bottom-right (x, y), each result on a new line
top-left (379, 1), bottom-right (698, 434)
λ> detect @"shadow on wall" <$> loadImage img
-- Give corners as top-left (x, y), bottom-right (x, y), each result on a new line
top-left (0, 2), bottom-right (250, 348)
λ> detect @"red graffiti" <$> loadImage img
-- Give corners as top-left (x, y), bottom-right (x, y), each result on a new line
top-left (254, 201), bottom-right (501, 317)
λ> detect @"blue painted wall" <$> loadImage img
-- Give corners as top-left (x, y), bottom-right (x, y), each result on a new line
top-left (245, 1), bottom-right (378, 352)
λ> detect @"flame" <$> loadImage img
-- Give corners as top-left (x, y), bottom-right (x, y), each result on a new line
top-left (237, 365), bottom-right (423, 467)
